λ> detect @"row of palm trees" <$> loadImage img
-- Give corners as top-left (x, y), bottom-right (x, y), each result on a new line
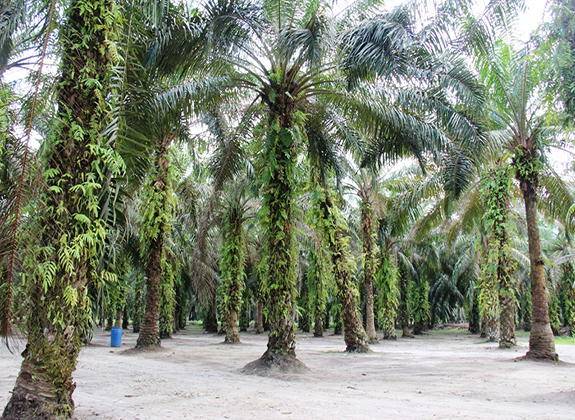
top-left (1, 0), bottom-right (574, 418)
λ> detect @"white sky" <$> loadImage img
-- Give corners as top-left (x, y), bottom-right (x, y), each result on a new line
top-left (517, 0), bottom-right (548, 41)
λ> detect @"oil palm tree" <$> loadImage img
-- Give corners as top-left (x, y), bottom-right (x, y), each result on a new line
top-left (150, 0), bottom-right (486, 364)
top-left (113, 0), bottom-right (227, 348)
top-left (350, 168), bottom-right (380, 343)
top-left (472, 40), bottom-right (574, 359)
top-left (218, 179), bottom-right (251, 343)
top-left (2, 0), bottom-right (121, 418)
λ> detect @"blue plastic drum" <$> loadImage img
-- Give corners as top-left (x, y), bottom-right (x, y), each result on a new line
top-left (111, 327), bottom-right (122, 347)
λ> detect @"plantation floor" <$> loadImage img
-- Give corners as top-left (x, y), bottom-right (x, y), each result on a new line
top-left (1, 327), bottom-right (575, 419)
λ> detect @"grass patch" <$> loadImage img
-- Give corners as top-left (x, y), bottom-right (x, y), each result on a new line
top-left (555, 336), bottom-right (575, 345)
top-left (427, 328), bottom-right (469, 335)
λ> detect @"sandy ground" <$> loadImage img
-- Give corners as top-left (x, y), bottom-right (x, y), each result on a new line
top-left (1, 327), bottom-right (574, 420)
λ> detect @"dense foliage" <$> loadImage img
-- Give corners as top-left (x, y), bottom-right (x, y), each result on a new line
top-left (1, 0), bottom-right (575, 418)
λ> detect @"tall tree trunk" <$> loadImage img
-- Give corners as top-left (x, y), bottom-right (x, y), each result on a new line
top-left (413, 280), bottom-right (430, 335)
top-left (239, 294), bottom-right (249, 332)
top-left (132, 276), bottom-right (144, 333)
top-left (398, 272), bottom-right (412, 338)
top-left (220, 202), bottom-right (245, 344)
top-left (468, 292), bottom-right (481, 334)
top-left (2, 0), bottom-right (118, 417)
top-left (159, 261), bottom-right (175, 339)
top-left (122, 306), bottom-right (129, 330)
top-left (480, 166), bottom-right (516, 347)
top-left (515, 147), bottom-right (557, 360)
top-left (204, 291), bottom-right (219, 333)
top-left (360, 199), bottom-right (378, 343)
top-left (308, 246), bottom-right (326, 338)
top-left (114, 307), bottom-right (122, 329)
top-left (314, 310), bottom-right (324, 337)
top-left (262, 129), bottom-right (297, 358)
top-left (499, 274), bottom-right (516, 347)
top-left (563, 264), bottom-right (575, 336)
top-left (136, 135), bottom-right (174, 348)
top-left (136, 233), bottom-right (163, 347)
top-left (523, 185), bottom-right (557, 359)
top-left (243, 128), bottom-right (307, 373)
top-left (255, 300), bottom-right (264, 334)
top-left (317, 188), bottom-right (369, 352)
top-left (377, 249), bottom-right (398, 340)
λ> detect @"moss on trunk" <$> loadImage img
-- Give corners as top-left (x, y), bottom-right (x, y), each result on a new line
top-left (315, 186), bottom-right (369, 352)
top-left (136, 136), bottom-right (174, 348)
top-left (261, 128), bottom-right (298, 358)
top-left (398, 271), bottom-right (412, 338)
top-left (360, 199), bottom-right (378, 343)
top-left (220, 197), bottom-right (246, 344)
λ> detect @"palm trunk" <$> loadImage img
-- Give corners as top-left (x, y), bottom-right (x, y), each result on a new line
top-left (499, 273), bottom-right (516, 347)
top-left (318, 189), bottom-right (369, 352)
top-left (480, 167), bottom-right (516, 347)
top-left (413, 280), bottom-right (430, 335)
top-left (523, 184), bottom-right (557, 359)
top-left (263, 129), bottom-right (297, 357)
top-left (122, 306), bottom-right (129, 330)
top-left (115, 307), bottom-right (122, 329)
top-left (360, 201), bottom-right (378, 343)
top-left (314, 310), bottom-right (324, 337)
top-left (242, 128), bottom-right (306, 373)
top-left (468, 292), bottom-right (481, 334)
top-left (221, 203), bottom-right (245, 344)
top-left (239, 295), bottom-right (249, 332)
top-left (136, 136), bottom-right (173, 348)
top-left (382, 307), bottom-right (397, 339)
top-left (563, 264), bottom-right (575, 336)
top-left (398, 272), bottom-right (412, 338)
top-left (478, 248), bottom-right (499, 342)
top-left (136, 233), bottom-right (163, 347)
top-left (377, 249), bottom-right (398, 340)
top-left (255, 300), bottom-right (264, 334)
top-left (2, 1), bottom-right (117, 417)
top-left (207, 292), bottom-right (219, 333)
top-left (132, 277), bottom-right (144, 333)
top-left (158, 259), bottom-right (175, 339)
top-left (226, 309), bottom-right (240, 342)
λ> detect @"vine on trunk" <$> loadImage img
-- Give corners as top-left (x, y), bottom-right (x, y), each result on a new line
top-left (309, 169), bottom-right (369, 352)
top-left (219, 197), bottom-right (246, 344)
top-left (478, 166), bottom-right (516, 347)
top-left (412, 279), bottom-right (430, 334)
top-left (260, 126), bottom-right (298, 356)
top-left (306, 247), bottom-right (329, 337)
top-left (2, 0), bottom-right (122, 417)
top-left (360, 198), bottom-right (378, 343)
top-left (375, 249), bottom-right (398, 339)
top-left (136, 137), bottom-right (176, 348)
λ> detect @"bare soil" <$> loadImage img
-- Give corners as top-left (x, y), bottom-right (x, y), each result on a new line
top-left (1, 327), bottom-right (574, 419)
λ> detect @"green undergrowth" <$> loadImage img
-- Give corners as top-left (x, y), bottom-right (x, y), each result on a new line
top-left (426, 328), bottom-right (469, 335)
top-left (555, 336), bottom-right (575, 345)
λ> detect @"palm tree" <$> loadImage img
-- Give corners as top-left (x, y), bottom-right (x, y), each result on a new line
top-left (153, 0), bottom-right (483, 363)
top-left (218, 180), bottom-right (250, 343)
top-left (478, 164), bottom-right (517, 346)
top-left (309, 166), bottom-right (370, 351)
top-left (2, 0), bottom-right (120, 417)
top-left (195, 0), bottom-right (374, 365)
top-left (473, 41), bottom-right (573, 359)
top-left (111, 0), bottom-right (228, 348)
top-left (352, 169), bottom-right (379, 343)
